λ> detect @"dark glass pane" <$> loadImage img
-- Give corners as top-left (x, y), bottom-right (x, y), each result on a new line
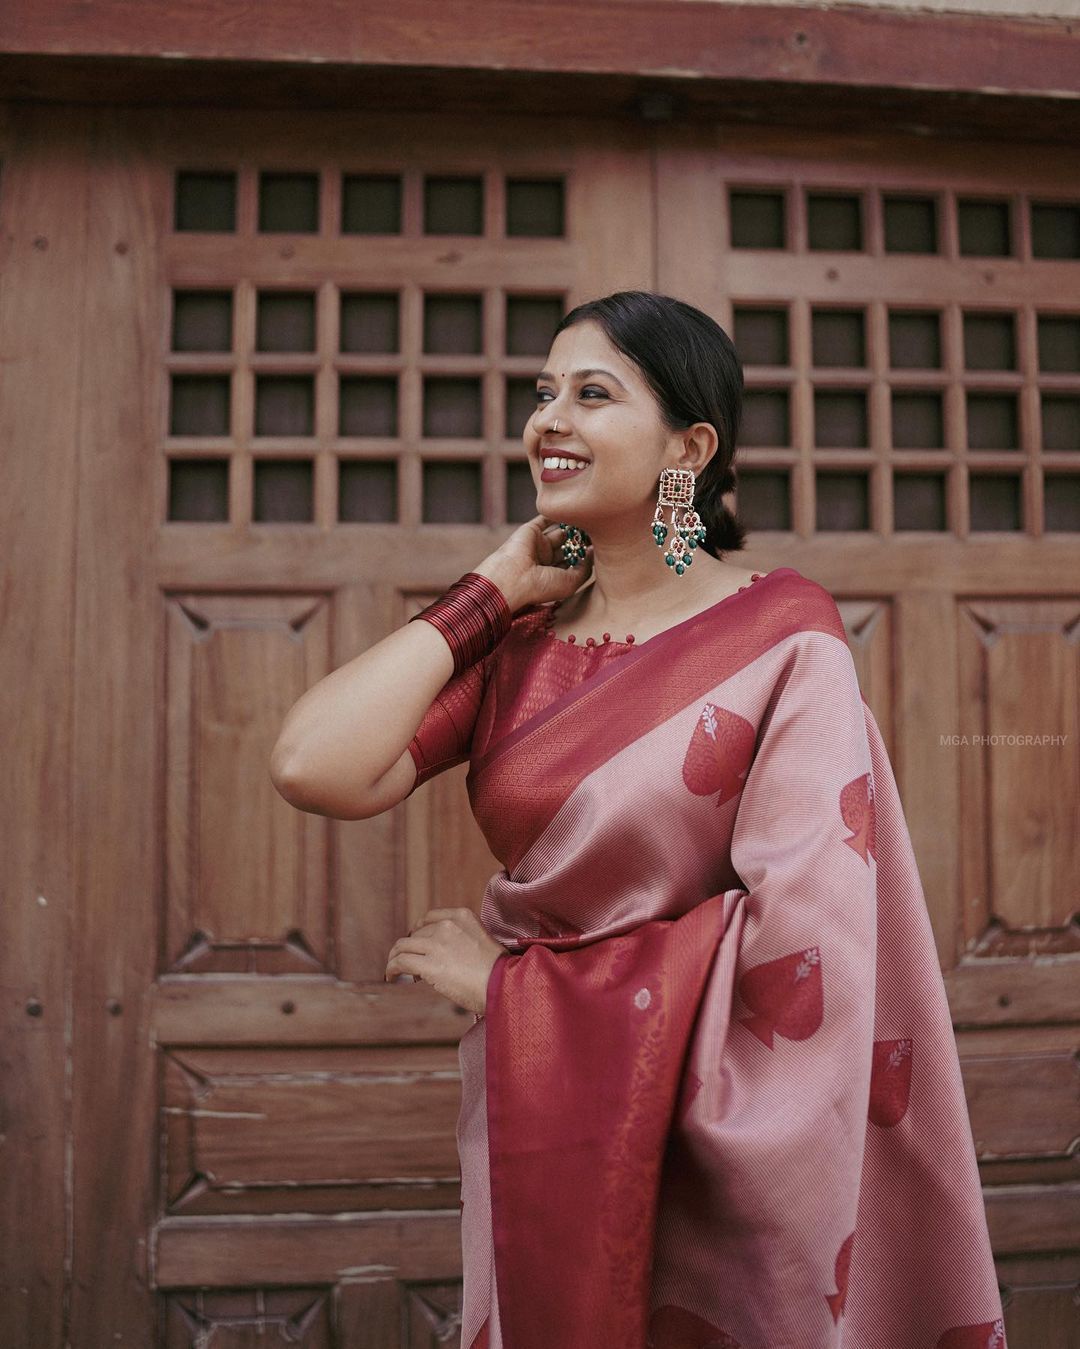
top-left (253, 460), bottom-right (314, 522)
top-left (816, 473), bottom-right (869, 530)
top-left (729, 191), bottom-right (785, 248)
top-left (734, 308), bottom-right (789, 366)
top-left (256, 292), bottom-right (317, 353)
top-left (424, 176), bottom-right (483, 235)
top-left (812, 310), bottom-right (865, 367)
top-left (807, 194), bottom-right (862, 251)
top-left (506, 178), bottom-right (564, 237)
top-left (339, 377), bottom-right (398, 437)
top-left (1044, 474), bottom-right (1080, 530)
top-left (424, 294), bottom-right (483, 354)
top-left (963, 313), bottom-right (1016, 370)
top-left (736, 469), bottom-right (790, 531)
top-left (258, 173), bottom-right (319, 233)
top-left (892, 392), bottom-right (944, 450)
top-left (967, 393), bottom-right (1019, 450)
top-left (506, 296), bottom-right (563, 356)
top-left (1037, 315), bottom-right (1080, 372)
top-left (506, 377), bottom-right (540, 439)
top-left (168, 459), bottom-right (229, 521)
top-left (172, 291), bottom-right (233, 352)
top-left (422, 377), bottom-right (483, 438)
top-left (883, 196), bottom-right (938, 254)
top-left (174, 171), bottom-right (236, 232)
top-left (969, 474), bottom-right (1021, 530)
top-left (170, 374), bottom-right (230, 436)
top-left (958, 199), bottom-right (1011, 257)
top-left (338, 460), bottom-right (397, 523)
top-left (894, 473), bottom-right (946, 531)
top-left (814, 390), bottom-right (868, 449)
top-left (340, 292), bottom-right (399, 353)
top-left (1041, 396), bottom-right (1080, 451)
top-left (1031, 202), bottom-right (1080, 260)
top-left (740, 390), bottom-right (790, 447)
top-left (422, 460), bottom-right (483, 522)
top-left (888, 311), bottom-right (942, 369)
top-left (254, 376), bottom-right (315, 437)
top-left (341, 175), bottom-right (402, 234)
top-left (506, 459), bottom-right (539, 522)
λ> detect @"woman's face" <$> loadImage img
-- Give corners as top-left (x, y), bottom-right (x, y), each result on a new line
top-left (527, 319), bottom-right (716, 533)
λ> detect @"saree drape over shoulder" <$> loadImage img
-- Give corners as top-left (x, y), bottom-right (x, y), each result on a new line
top-left (407, 567), bottom-right (1005, 1349)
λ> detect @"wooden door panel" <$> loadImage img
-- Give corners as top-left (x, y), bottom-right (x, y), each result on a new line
top-left (654, 122), bottom-right (1080, 1348)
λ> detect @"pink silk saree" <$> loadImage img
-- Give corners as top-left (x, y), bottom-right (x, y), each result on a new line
top-left (407, 566), bottom-right (1005, 1349)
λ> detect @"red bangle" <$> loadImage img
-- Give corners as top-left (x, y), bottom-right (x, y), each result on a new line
top-left (409, 572), bottom-right (513, 677)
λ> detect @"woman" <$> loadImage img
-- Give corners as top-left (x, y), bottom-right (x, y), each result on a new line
top-left (271, 291), bottom-right (1005, 1349)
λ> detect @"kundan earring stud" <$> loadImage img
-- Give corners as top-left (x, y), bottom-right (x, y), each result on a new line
top-left (556, 522), bottom-right (590, 566)
top-left (652, 467), bottom-right (706, 576)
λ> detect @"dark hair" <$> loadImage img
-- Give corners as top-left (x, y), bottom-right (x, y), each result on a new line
top-left (551, 290), bottom-right (747, 559)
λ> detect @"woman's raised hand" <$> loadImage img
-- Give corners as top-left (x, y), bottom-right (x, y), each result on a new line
top-left (472, 513), bottom-right (594, 613)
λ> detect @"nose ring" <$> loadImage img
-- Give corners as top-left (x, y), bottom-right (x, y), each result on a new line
top-left (553, 419), bottom-right (560, 433)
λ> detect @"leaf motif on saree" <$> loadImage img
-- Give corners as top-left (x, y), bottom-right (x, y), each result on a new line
top-left (935, 1321), bottom-right (1007, 1349)
top-left (647, 1302), bottom-right (742, 1348)
top-left (868, 1036), bottom-right (914, 1127)
top-left (825, 1230), bottom-right (856, 1323)
top-left (736, 946), bottom-right (824, 1049)
top-left (840, 771), bottom-right (878, 863)
top-left (681, 703), bottom-right (755, 806)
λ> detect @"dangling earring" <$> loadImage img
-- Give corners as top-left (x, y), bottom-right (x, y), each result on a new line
top-left (652, 467), bottom-right (706, 576)
top-left (557, 522), bottom-right (590, 566)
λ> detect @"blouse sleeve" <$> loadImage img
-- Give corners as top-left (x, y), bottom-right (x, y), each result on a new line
top-left (404, 653), bottom-right (491, 796)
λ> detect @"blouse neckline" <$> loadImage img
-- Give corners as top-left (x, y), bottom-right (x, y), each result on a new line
top-left (540, 571), bottom-right (768, 651)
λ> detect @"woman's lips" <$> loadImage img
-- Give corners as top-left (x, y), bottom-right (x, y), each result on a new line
top-left (540, 462), bottom-right (590, 482)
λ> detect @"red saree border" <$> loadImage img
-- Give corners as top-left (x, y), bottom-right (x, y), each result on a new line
top-left (485, 891), bottom-right (733, 1349)
top-left (468, 567), bottom-right (848, 875)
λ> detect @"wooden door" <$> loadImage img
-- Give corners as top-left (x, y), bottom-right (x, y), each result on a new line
top-left (656, 122), bottom-right (1080, 1343)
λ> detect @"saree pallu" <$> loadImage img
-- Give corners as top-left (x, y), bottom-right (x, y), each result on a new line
top-left (452, 570), bottom-right (1004, 1349)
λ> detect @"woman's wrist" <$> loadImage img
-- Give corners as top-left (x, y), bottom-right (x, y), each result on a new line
top-left (408, 570), bottom-right (513, 677)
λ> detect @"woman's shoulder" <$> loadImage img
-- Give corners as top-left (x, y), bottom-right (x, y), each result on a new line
top-left (751, 566), bottom-right (848, 640)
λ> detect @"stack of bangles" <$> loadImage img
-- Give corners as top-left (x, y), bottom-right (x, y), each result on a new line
top-left (408, 572), bottom-right (513, 678)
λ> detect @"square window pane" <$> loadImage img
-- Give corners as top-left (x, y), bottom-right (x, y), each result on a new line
top-left (958, 199), bottom-right (1011, 257)
top-left (338, 460), bottom-right (397, 523)
top-left (883, 196), bottom-right (938, 254)
top-left (963, 313), bottom-right (1016, 370)
top-left (506, 459), bottom-right (539, 522)
top-left (253, 459), bottom-right (314, 522)
top-left (174, 171), bottom-right (236, 232)
top-left (255, 375), bottom-right (315, 437)
top-left (423, 377), bottom-right (483, 438)
top-left (894, 473), bottom-right (947, 531)
top-left (256, 292), bottom-right (317, 353)
top-left (807, 193), bottom-right (862, 251)
top-left (740, 389), bottom-right (790, 447)
top-left (424, 294), bottom-right (483, 354)
top-left (424, 176), bottom-right (483, 235)
top-left (812, 310), bottom-right (865, 368)
top-left (506, 377), bottom-right (540, 439)
top-left (168, 459), bottom-right (229, 521)
top-left (506, 296), bottom-right (563, 356)
top-left (1041, 395), bottom-right (1080, 451)
top-left (892, 392), bottom-right (944, 450)
top-left (340, 293), bottom-right (399, 353)
top-left (422, 460), bottom-right (482, 522)
top-left (172, 291), bottom-right (233, 352)
top-left (170, 374), bottom-right (230, 436)
top-left (816, 472), bottom-right (869, 530)
top-left (339, 376), bottom-right (398, 437)
top-left (1031, 202), bottom-right (1080, 260)
top-left (969, 474), bottom-right (1021, 530)
top-left (814, 390), bottom-right (868, 449)
top-left (966, 393), bottom-right (1019, 450)
top-left (342, 175), bottom-right (402, 234)
top-left (729, 191), bottom-right (785, 249)
top-left (506, 178), bottom-right (564, 237)
top-left (889, 311), bottom-right (942, 369)
top-left (1037, 315), bottom-right (1080, 373)
top-left (733, 308), bottom-right (789, 366)
top-left (736, 469), bottom-right (790, 531)
top-left (258, 172), bottom-right (319, 233)
top-left (1044, 474), bottom-right (1080, 530)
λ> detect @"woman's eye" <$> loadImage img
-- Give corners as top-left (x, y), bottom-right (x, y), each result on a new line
top-left (536, 387), bottom-right (607, 402)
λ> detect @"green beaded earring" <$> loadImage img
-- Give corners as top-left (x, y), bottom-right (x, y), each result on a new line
top-left (557, 522), bottom-right (591, 566)
top-left (652, 467), bottom-right (707, 576)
